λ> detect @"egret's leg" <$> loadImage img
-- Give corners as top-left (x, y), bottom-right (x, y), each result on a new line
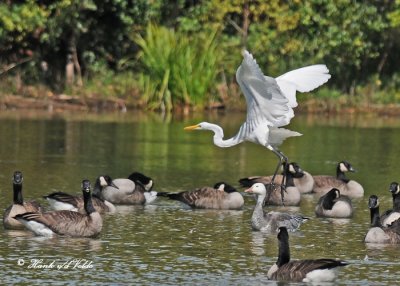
top-left (267, 146), bottom-right (288, 205)
top-left (276, 150), bottom-right (289, 205)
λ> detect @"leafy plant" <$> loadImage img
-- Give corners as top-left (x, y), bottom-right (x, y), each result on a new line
top-left (134, 23), bottom-right (222, 111)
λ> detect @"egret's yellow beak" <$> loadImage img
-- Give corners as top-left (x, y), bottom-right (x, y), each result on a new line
top-left (184, 124), bottom-right (200, 131)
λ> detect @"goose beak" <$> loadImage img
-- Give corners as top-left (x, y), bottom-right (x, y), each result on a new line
top-left (349, 166), bottom-right (356, 172)
top-left (244, 187), bottom-right (253, 193)
top-left (184, 124), bottom-right (200, 131)
top-left (111, 182), bottom-right (119, 189)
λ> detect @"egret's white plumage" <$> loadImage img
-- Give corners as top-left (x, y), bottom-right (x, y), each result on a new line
top-left (185, 50), bottom-right (330, 181)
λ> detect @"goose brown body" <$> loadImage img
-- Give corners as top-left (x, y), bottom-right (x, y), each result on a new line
top-left (158, 183), bottom-right (244, 209)
top-left (15, 180), bottom-right (102, 238)
top-left (268, 227), bottom-right (347, 282)
top-left (312, 161), bottom-right (364, 198)
top-left (15, 210), bottom-right (102, 237)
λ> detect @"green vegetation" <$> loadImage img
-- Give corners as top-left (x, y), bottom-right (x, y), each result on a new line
top-left (1, 1), bottom-right (400, 112)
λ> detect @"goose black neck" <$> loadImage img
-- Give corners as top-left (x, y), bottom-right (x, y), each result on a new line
top-left (277, 232), bottom-right (290, 267)
top-left (322, 192), bottom-right (336, 210)
top-left (13, 183), bottom-right (23, 205)
top-left (336, 165), bottom-right (349, 183)
top-left (284, 171), bottom-right (295, 188)
top-left (370, 206), bottom-right (381, 227)
top-left (83, 190), bottom-right (96, 214)
top-left (93, 178), bottom-right (102, 194)
top-left (393, 193), bottom-right (400, 212)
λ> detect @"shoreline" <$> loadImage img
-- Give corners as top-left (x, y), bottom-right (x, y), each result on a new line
top-left (2, 93), bottom-right (400, 117)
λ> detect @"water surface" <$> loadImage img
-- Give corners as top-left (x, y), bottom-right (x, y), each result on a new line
top-left (0, 110), bottom-right (399, 285)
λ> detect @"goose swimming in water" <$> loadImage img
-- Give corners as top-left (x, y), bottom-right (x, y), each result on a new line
top-left (14, 179), bottom-right (102, 237)
top-left (364, 195), bottom-right (400, 244)
top-left (158, 182), bottom-right (244, 210)
top-left (244, 183), bottom-right (308, 232)
top-left (3, 171), bottom-right (42, 229)
top-left (315, 188), bottom-right (353, 218)
top-left (267, 227), bottom-right (348, 282)
top-left (312, 161), bottom-right (364, 198)
top-left (239, 162), bottom-right (314, 194)
top-left (380, 182), bottom-right (400, 227)
top-left (94, 173), bottom-right (157, 205)
top-left (240, 162), bottom-right (301, 206)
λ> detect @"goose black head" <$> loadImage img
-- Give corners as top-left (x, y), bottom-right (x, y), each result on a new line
top-left (214, 182), bottom-right (237, 193)
top-left (368, 195), bottom-right (379, 209)
top-left (338, 161), bottom-right (356, 173)
top-left (13, 171), bottom-right (23, 185)
top-left (82, 179), bottom-right (91, 193)
top-left (389, 182), bottom-right (400, 195)
top-left (128, 172), bottom-right (153, 190)
top-left (99, 175), bottom-right (119, 189)
top-left (287, 162), bottom-right (304, 178)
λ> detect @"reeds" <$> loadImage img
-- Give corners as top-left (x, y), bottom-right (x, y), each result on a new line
top-left (135, 24), bottom-right (222, 111)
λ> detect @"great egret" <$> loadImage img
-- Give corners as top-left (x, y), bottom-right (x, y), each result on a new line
top-left (184, 50), bottom-right (331, 190)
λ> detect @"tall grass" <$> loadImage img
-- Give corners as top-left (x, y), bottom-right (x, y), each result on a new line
top-left (135, 24), bottom-right (222, 111)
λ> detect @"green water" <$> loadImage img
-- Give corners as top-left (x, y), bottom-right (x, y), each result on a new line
top-left (0, 110), bottom-right (399, 285)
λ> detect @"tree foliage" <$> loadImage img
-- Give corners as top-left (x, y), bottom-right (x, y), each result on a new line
top-left (0, 0), bottom-right (400, 108)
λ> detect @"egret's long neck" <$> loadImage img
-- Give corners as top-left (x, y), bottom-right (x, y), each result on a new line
top-left (206, 124), bottom-right (242, 148)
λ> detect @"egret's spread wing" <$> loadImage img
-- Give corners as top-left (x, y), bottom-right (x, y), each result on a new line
top-left (236, 51), bottom-right (292, 133)
top-left (276, 65), bottom-right (331, 107)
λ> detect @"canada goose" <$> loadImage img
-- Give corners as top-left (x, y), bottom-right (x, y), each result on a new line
top-left (381, 182), bottom-right (400, 227)
top-left (158, 182), bottom-right (244, 210)
top-left (312, 160), bottom-right (364, 198)
top-left (244, 183), bottom-right (308, 232)
top-left (267, 227), bottom-right (348, 282)
top-left (43, 191), bottom-right (116, 214)
top-left (240, 163), bottom-right (301, 206)
top-left (3, 171), bottom-right (42, 229)
top-left (239, 162), bottom-right (314, 194)
top-left (14, 179), bottom-right (102, 237)
top-left (364, 195), bottom-right (400, 244)
top-left (94, 173), bottom-right (157, 205)
top-left (315, 188), bottom-right (353, 218)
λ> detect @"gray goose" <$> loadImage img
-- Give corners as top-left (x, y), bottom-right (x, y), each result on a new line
top-left (380, 182), bottom-right (400, 227)
top-left (315, 188), bottom-right (353, 218)
top-left (312, 160), bottom-right (364, 198)
top-left (158, 182), bottom-right (244, 210)
top-left (14, 180), bottom-right (102, 237)
top-left (3, 171), bottom-right (42, 229)
top-left (364, 195), bottom-right (400, 244)
top-left (244, 183), bottom-right (308, 232)
top-left (267, 227), bottom-right (348, 282)
top-left (94, 173), bottom-right (157, 205)
top-left (239, 162), bottom-right (314, 194)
